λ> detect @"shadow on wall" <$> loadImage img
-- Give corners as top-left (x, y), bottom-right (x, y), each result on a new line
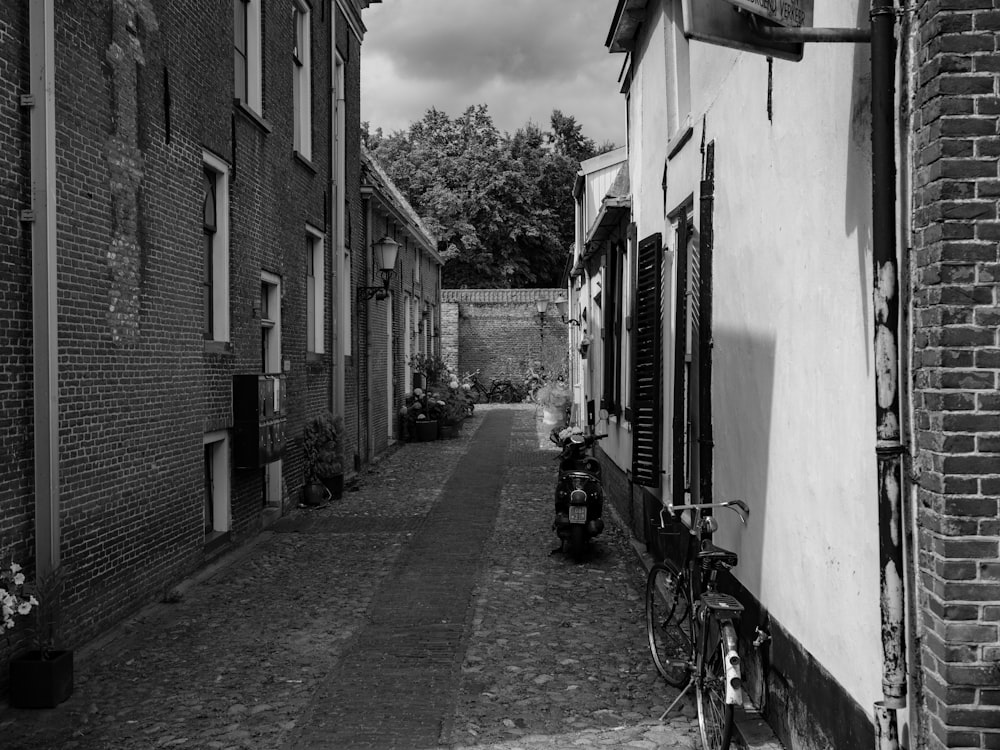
top-left (711, 326), bottom-right (776, 597)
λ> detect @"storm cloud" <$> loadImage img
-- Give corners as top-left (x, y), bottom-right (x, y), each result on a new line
top-left (361, 0), bottom-right (625, 145)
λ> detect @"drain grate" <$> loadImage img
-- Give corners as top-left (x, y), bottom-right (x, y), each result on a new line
top-left (271, 514), bottom-right (424, 535)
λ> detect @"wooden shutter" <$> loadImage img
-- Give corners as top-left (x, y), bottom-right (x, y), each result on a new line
top-left (631, 233), bottom-right (662, 487)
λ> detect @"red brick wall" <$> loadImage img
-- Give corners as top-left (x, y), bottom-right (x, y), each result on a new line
top-left (0, 1), bottom-right (33, 607)
top-left (442, 289), bottom-right (569, 387)
top-left (912, 2), bottom-right (1000, 746)
top-left (0, 0), bottom-right (354, 675)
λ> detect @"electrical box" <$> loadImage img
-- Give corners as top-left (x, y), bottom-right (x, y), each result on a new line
top-left (233, 374), bottom-right (287, 469)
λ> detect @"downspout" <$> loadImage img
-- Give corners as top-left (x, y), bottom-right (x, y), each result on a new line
top-left (871, 1), bottom-right (906, 747)
top-left (754, 5), bottom-right (906, 745)
top-left (29, 0), bottom-right (60, 580)
top-left (697, 141), bottom-right (715, 512)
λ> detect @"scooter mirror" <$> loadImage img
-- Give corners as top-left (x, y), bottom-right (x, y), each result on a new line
top-left (599, 408), bottom-right (609, 421)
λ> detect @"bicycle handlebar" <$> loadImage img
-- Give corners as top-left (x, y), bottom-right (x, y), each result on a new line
top-left (662, 499), bottom-right (749, 526)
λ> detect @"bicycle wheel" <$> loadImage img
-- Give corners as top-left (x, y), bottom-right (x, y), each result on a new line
top-left (696, 619), bottom-right (737, 750)
top-left (645, 561), bottom-right (693, 687)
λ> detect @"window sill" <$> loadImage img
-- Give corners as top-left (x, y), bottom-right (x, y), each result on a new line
top-left (294, 151), bottom-right (317, 173)
top-left (234, 99), bottom-right (273, 133)
top-left (204, 340), bottom-right (234, 355)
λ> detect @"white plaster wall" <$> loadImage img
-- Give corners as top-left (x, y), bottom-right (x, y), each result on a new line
top-left (627, 0), bottom-right (882, 720)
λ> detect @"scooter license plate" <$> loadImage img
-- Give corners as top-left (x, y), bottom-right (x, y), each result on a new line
top-left (569, 506), bottom-right (587, 524)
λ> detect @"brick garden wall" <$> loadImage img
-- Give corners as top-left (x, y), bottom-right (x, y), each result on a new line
top-left (442, 289), bottom-right (569, 386)
top-left (911, 2), bottom-right (1000, 747)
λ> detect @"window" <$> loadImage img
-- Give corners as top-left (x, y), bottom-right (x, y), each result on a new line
top-left (203, 152), bottom-right (230, 342)
top-left (665, 0), bottom-right (691, 137)
top-left (260, 274), bottom-right (281, 373)
top-left (292, 0), bottom-right (312, 159)
top-left (204, 432), bottom-right (231, 538)
top-left (306, 225), bottom-right (324, 353)
top-left (602, 240), bottom-right (626, 416)
top-left (234, 0), bottom-right (262, 112)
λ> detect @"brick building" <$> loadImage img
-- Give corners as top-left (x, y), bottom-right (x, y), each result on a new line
top-left (357, 147), bottom-right (441, 458)
top-left (1, 0), bottom-right (380, 680)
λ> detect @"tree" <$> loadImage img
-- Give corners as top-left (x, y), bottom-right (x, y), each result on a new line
top-left (369, 106), bottom-right (612, 288)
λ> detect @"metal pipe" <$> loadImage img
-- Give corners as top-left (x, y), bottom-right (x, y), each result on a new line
top-left (753, 26), bottom-right (872, 44)
top-left (874, 702), bottom-right (900, 750)
top-left (871, 0), bottom-right (907, 726)
top-left (29, 0), bottom-right (60, 579)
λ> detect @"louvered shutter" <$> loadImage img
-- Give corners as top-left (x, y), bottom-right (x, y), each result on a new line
top-left (631, 233), bottom-right (662, 487)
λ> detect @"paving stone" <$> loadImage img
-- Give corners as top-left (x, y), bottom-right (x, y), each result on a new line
top-left (1, 405), bottom-right (698, 750)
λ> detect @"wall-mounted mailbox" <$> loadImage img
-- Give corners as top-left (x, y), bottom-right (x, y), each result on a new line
top-left (233, 373), bottom-right (287, 469)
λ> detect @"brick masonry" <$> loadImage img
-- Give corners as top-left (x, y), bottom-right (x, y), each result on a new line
top-left (911, 2), bottom-right (1000, 747)
top-left (0, 0), bottom-right (369, 684)
top-left (441, 288), bottom-right (569, 385)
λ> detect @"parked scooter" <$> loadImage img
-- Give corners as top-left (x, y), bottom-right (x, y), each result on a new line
top-left (550, 426), bottom-right (607, 557)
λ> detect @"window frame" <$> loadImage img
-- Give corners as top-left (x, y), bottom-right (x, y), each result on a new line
top-left (203, 431), bottom-right (231, 539)
top-left (292, 0), bottom-right (312, 159)
top-left (234, 0), bottom-right (263, 113)
top-left (202, 151), bottom-right (231, 343)
top-left (306, 224), bottom-right (325, 354)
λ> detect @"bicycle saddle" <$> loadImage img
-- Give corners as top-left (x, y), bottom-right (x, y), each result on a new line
top-left (697, 541), bottom-right (738, 569)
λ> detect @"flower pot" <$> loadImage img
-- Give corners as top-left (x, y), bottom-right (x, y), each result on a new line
top-left (302, 481), bottom-right (330, 507)
top-left (9, 649), bottom-right (74, 709)
top-left (413, 419), bottom-right (439, 442)
top-left (320, 473), bottom-right (344, 501)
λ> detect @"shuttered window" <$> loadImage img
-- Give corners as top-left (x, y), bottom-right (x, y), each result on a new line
top-left (631, 233), bottom-right (663, 487)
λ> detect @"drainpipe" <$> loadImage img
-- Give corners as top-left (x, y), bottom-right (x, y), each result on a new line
top-left (871, 0), bottom-right (906, 747)
top-left (29, 0), bottom-right (60, 580)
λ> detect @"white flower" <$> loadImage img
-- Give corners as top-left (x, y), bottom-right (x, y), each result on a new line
top-left (17, 601), bottom-right (31, 615)
top-left (13, 572), bottom-right (24, 586)
top-left (10, 563), bottom-right (21, 574)
top-left (462, 384), bottom-right (471, 391)
top-left (449, 380), bottom-right (459, 390)
top-left (413, 388), bottom-right (424, 397)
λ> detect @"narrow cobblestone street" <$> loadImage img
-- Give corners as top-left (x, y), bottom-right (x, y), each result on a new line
top-left (2, 405), bottom-right (698, 750)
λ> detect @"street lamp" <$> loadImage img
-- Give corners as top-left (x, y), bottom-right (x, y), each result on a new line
top-left (556, 297), bottom-right (580, 326)
top-left (358, 235), bottom-right (400, 301)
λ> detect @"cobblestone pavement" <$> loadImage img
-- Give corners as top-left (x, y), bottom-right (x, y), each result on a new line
top-left (2, 405), bottom-right (699, 750)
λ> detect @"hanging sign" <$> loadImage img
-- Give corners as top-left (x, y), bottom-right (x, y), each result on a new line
top-left (720, 0), bottom-right (814, 29)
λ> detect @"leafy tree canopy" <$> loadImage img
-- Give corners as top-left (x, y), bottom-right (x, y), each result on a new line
top-left (364, 106), bottom-right (614, 288)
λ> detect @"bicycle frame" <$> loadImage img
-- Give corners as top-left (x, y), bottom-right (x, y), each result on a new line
top-left (654, 499), bottom-right (749, 727)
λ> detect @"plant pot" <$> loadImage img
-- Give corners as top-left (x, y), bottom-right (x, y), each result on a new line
top-left (302, 481), bottom-right (330, 507)
top-left (413, 419), bottom-right (439, 442)
top-left (9, 649), bottom-right (74, 709)
top-left (320, 474), bottom-right (344, 501)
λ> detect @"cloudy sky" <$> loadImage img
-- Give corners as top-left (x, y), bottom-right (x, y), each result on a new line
top-left (360, 0), bottom-right (627, 147)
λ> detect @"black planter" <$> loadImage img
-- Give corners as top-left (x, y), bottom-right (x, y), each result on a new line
top-left (9, 649), bottom-right (74, 708)
top-left (320, 473), bottom-right (344, 501)
top-left (302, 481), bottom-right (329, 506)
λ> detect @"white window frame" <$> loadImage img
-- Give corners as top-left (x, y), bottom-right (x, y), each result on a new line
top-left (306, 224), bottom-right (324, 353)
top-left (204, 431), bottom-right (231, 535)
top-left (292, 0), bottom-right (312, 159)
top-left (203, 150), bottom-right (231, 342)
top-left (234, 0), bottom-right (263, 114)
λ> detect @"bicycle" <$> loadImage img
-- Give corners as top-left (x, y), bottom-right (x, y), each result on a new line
top-left (463, 370), bottom-right (491, 404)
top-left (645, 498), bottom-right (750, 750)
top-left (487, 376), bottom-right (525, 403)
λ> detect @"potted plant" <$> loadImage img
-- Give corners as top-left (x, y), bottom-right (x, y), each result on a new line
top-left (408, 353), bottom-right (447, 388)
top-left (5, 561), bottom-right (73, 709)
top-left (439, 378), bottom-right (470, 438)
top-left (401, 388), bottom-right (443, 441)
top-left (303, 411), bottom-right (346, 504)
